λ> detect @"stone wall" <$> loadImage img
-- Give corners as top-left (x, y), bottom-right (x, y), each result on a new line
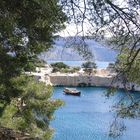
top-left (49, 75), bottom-right (113, 87)
top-left (49, 74), bottom-right (140, 92)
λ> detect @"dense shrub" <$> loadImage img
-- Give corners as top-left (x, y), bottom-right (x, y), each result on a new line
top-left (51, 62), bottom-right (69, 72)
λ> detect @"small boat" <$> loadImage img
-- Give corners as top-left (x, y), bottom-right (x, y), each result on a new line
top-left (63, 88), bottom-right (81, 96)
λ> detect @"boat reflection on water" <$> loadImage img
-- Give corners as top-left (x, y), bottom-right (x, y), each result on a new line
top-left (63, 88), bottom-right (81, 96)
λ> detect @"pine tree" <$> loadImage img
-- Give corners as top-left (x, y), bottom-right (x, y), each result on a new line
top-left (0, 0), bottom-right (66, 139)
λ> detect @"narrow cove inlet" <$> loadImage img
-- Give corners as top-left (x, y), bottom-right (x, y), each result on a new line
top-left (51, 87), bottom-right (140, 140)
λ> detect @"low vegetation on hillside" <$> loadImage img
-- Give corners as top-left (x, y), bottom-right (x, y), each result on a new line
top-left (51, 62), bottom-right (80, 73)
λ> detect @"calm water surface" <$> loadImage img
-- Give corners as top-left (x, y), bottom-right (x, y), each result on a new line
top-left (51, 87), bottom-right (140, 140)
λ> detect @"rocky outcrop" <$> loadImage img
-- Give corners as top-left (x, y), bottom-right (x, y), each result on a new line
top-left (49, 73), bottom-right (140, 91)
top-left (27, 67), bottom-right (140, 92)
top-left (0, 127), bottom-right (38, 140)
top-left (49, 74), bottom-right (113, 87)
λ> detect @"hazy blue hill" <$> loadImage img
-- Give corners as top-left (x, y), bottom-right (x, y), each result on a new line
top-left (40, 37), bottom-right (117, 62)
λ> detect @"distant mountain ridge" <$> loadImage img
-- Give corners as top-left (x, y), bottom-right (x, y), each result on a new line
top-left (40, 37), bottom-right (117, 62)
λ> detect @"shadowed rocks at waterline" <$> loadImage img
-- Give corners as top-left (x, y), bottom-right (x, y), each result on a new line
top-left (0, 127), bottom-right (39, 140)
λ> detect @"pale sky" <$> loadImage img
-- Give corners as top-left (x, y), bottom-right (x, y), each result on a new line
top-left (58, 0), bottom-right (127, 37)
top-left (58, 23), bottom-right (91, 37)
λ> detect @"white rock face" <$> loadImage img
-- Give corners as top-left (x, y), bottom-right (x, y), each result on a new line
top-left (49, 74), bottom-right (113, 87)
top-left (49, 74), bottom-right (140, 91)
top-left (25, 66), bottom-right (140, 92)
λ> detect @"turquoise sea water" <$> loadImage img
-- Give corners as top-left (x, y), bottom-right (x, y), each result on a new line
top-left (51, 87), bottom-right (140, 140)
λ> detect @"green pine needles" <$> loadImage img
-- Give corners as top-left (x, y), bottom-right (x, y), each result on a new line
top-left (0, 75), bottom-right (64, 139)
top-left (0, 0), bottom-right (66, 139)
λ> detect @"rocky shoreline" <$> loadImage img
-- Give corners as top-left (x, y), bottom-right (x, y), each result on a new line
top-left (0, 127), bottom-right (36, 140)
top-left (28, 65), bottom-right (140, 92)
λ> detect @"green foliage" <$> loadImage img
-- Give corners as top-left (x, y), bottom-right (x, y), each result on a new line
top-left (0, 75), bottom-right (64, 139)
top-left (106, 87), bottom-right (117, 98)
top-left (51, 62), bottom-right (80, 73)
top-left (24, 59), bottom-right (47, 72)
top-left (116, 49), bottom-right (140, 85)
top-left (0, 0), bottom-right (66, 139)
top-left (51, 62), bottom-right (69, 69)
top-left (73, 66), bottom-right (80, 71)
top-left (51, 62), bottom-right (69, 72)
top-left (0, 0), bottom-right (66, 72)
top-left (82, 61), bottom-right (97, 74)
top-left (82, 61), bottom-right (97, 69)
top-left (61, 66), bottom-right (80, 73)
